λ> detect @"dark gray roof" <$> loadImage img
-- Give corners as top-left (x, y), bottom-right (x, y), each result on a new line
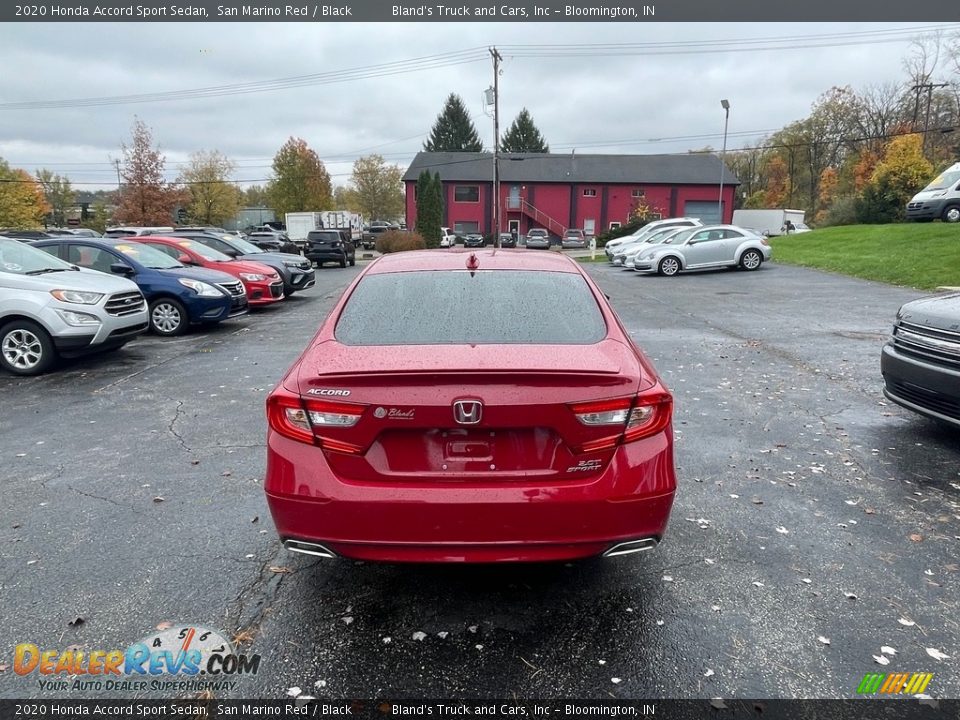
top-left (403, 152), bottom-right (739, 185)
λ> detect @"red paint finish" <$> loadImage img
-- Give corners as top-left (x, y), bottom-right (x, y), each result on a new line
top-left (138, 236), bottom-right (284, 306)
top-left (264, 250), bottom-right (677, 563)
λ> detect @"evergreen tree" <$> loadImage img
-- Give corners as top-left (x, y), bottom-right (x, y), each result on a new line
top-left (500, 108), bottom-right (550, 153)
top-left (423, 94), bottom-right (484, 152)
top-left (415, 170), bottom-right (443, 247)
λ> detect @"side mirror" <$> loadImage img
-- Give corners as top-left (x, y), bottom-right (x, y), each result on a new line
top-left (177, 254), bottom-right (192, 265)
top-left (223, 248), bottom-right (239, 257)
top-left (110, 262), bottom-right (135, 276)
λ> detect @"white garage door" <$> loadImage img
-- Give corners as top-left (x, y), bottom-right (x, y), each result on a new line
top-left (684, 201), bottom-right (723, 225)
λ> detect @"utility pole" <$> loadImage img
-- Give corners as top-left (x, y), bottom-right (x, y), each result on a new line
top-left (490, 46), bottom-right (502, 248)
top-left (113, 159), bottom-right (122, 201)
top-left (911, 82), bottom-right (948, 154)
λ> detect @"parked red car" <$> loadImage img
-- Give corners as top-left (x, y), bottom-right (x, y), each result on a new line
top-left (138, 236), bottom-right (284, 306)
top-left (265, 250), bottom-right (676, 563)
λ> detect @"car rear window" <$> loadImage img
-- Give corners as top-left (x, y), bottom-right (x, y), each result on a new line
top-left (335, 270), bottom-right (606, 345)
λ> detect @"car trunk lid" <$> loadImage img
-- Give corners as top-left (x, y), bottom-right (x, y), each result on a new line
top-left (291, 340), bottom-right (643, 483)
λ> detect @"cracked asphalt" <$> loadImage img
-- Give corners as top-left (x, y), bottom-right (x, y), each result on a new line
top-left (1, 258), bottom-right (958, 700)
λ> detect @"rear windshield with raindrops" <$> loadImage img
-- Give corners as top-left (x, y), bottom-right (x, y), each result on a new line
top-left (335, 270), bottom-right (607, 345)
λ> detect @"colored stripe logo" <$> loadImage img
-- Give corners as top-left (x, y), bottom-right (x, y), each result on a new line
top-left (858, 673), bottom-right (933, 694)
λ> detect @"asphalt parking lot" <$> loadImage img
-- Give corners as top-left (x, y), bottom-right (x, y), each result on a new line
top-left (1, 259), bottom-right (958, 700)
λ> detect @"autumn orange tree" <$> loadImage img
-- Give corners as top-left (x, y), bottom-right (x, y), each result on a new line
top-left (266, 137), bottom-right (332, 216)
top-left (856, 134), bottom-right (933, 223)
top-left (0, 158), bottom-right (50, 228)
top-left (114, 119), bottom-right (182, 226)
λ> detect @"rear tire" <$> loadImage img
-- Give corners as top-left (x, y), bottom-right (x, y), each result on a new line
top-left (0, 320), bottom-right (56, 376)
top-left (739, 249), bottom-right (763, 271)
top-left (658, 256), bottom-right (680, 276)
top-left (339, 257), bottom-right (347, 268)
top-left (349, 256), bottom-right (356, 267)
top-left (149, 298), bottom-right (188, 336)
top-left (942, 204), bottom-right (960, 223)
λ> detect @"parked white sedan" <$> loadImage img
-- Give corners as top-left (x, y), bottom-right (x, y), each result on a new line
top-left (632, 225), bottom-right (771, 276)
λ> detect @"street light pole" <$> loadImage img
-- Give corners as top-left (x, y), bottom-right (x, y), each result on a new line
top-left (719, 99), bottom-right (730, 224)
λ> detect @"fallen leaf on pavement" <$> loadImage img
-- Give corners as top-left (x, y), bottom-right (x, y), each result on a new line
top-left (926, 648), bottom-right (950, 661)
top-left (710, 699), bottom-right (728, 710)
top-left (909, 534), bottom-right (923, 542)
top-left (898, 618), bottom-right (916, 627)
top-left (873, 655), bottom-right (890, 666)
top-left (880, 646), bottom-right (896, 656)
top-left (268, 566), bottom-right (293, 574)
top-left (817, 636), bottom-right (830, 645)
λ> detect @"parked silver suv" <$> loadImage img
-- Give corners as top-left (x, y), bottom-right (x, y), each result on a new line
top-left (0, 237), bottom-right (148, 375)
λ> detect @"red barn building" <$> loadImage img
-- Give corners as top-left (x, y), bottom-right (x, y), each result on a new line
top-left (404, 152), bottom-right (740, 238)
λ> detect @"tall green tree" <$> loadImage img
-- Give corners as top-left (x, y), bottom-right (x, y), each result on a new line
top-left (35, 169), bottom-right (76, 226)
top-left (350, 154), bottom-right (405, 220)
top-left (423, 94), bottom-right (484, 152)
top-left (179, 150), bottom-right (242, 226)
top-left (415, 170), bottom-right (443, 246)
top-left (114, 118), bottom-right (183, 226)
top-left (267, 137), bottom-right (332, 216)
top-left (500, 108), bottom-right (550, 153)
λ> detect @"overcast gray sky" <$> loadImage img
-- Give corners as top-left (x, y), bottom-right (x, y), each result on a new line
top-left (0, 21), bottom-right (955, 190)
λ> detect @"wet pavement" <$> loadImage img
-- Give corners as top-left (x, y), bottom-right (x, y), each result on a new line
top-left (1, 259), bottom-right (958, 700)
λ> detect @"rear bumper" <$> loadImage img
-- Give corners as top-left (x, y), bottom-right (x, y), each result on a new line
top-left (265, 431), bottom-right (676, 563)
top-left (881, 342), bottom-right (960, 427)
top-left (306, 249), bottom-right (349, 264)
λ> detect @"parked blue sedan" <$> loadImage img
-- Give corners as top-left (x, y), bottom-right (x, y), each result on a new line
top-left (34, 239), bottom-right (248, 336)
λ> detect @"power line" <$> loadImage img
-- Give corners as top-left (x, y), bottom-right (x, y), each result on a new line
top-left (2, 25), bottom-right (955, 111)
top-left (3, 125), bottom-right (954, 187)
top-left (0, 49), bottom-right (489, 110)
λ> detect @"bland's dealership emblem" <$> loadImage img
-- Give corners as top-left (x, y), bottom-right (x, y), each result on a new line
top-left (453, 400), bottom-right (483, 425)
top-left (374, 407), bottom-right (415, 420)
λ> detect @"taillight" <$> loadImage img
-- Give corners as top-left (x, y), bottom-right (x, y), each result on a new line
top-left (570, 393), bottom-right (672, 452)
top-left (267, 391), bottom-right (365, 454)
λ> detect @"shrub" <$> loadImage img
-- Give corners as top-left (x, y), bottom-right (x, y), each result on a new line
top-left (594, 220), bottom-right (644, 248)
top-left (376, 230), bottom-right (426, 254)
top-left (822, 195), bottom-right (859, 226)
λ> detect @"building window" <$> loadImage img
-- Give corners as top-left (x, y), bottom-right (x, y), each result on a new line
top-left (454, 186), bottom-right (480, 203)
top-left (453, 221), bottom-right (479, 235)
top-left (632, 188), bottom-right (645, 198)
top-left (582, 188), bottom-right (597, 197)
top-left (609, 222), bottom-right (621, 230)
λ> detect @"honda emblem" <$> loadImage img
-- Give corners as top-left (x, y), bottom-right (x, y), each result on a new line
top-left (453, 400), bottom-right (482, 425)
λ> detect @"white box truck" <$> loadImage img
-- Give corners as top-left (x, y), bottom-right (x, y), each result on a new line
top-left (284, 211), bottom-right (364, 248)
top-left (905, 162), bottom-right (960, 222)
top-left (732, 209), bottom-right (809, 236)
top-left (284, 212), bottom-right (322, 248)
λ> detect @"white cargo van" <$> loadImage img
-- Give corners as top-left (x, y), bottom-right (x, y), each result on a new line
top-left (905, 162), bottom-right (960, 223)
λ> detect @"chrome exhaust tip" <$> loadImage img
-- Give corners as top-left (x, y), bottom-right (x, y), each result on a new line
top-left (284, 539), bottom-right (338, 559)
top-left (602, 538), bottom-right (659, 558)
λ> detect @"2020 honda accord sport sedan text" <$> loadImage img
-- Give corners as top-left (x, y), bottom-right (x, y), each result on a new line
top-left (264, 250), bottom-right (676, 563)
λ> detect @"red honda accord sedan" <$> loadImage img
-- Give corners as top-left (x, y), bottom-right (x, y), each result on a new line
top-left (265, 250), bottom-right (676, 563)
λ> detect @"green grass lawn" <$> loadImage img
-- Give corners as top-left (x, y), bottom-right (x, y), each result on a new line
top-left (770, 224), bottom-right (960, 290)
